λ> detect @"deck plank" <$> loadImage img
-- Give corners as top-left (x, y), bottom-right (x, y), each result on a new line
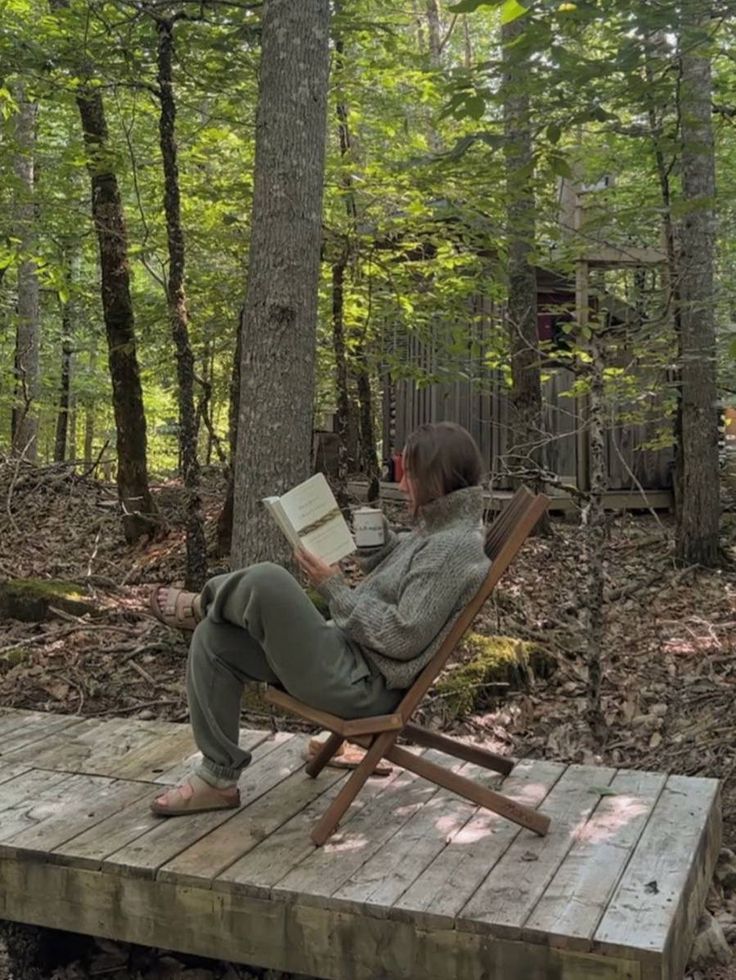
top-left (0, 708), bottom-right (41, 736)
top-left (52, 729), bottom-right (282, 871)
top-left (0, 717), bottom-right (145, 771)
top-left (0, 711), bottom-right (85, 759)
top-left (0, 769), bottom-right (80, 841)
top-left (160, 743), bottom-right (345, 887)
top-left (101, 735), bottom-right (302, 878)
top-left (393, 758), bottom-right (565, 929)
top-left (213, 764), bottom-right (410, 900)
top-left (0, 762), bottom-right (33, 785)
top-left (459, 764), bottom-right (617, 938)
top-left (0, 774), bottom-right (151, 857)
top-left (332, 761), bottom-right (497, 917)
top-left (525, 769), bottom-right (667, 949)
top-left (594, 774), bottom-right (720, 975)
top-left (271, 750), bottom-right (448, 910)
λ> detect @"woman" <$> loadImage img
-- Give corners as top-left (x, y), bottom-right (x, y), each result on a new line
top-left (149, 422), bottom-right (489, 815)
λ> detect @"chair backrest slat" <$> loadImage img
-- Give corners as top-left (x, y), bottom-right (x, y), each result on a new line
top-left (484, 487), bottom-right (532, 560)
top-left (398, 488), bottom-right (548, 721)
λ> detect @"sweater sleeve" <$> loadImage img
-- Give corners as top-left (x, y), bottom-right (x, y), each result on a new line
top-left (318, 534), bottom-right (470, 661)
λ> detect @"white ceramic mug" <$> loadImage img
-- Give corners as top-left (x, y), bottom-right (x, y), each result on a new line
top-left (353, 507), bottom-right (385, 548)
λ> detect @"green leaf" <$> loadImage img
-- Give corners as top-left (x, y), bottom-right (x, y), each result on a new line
top-left (590, 786), bottom-right (619, 797)
top-left (500, 0), bottom-right (529, 24)
top-left (447, 0), bottom-right (497, 12)
top-left (464, 94), bottom-right (486, 120)
top-left (546, 122), bottom-right (561, 145)
top-left (549, 153), bottom-right (573, 178)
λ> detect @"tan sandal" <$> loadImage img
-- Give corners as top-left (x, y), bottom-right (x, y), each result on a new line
top-left (150, 774), bottom-right (240, 817)
top-left (304, 737), bottom-right (393, 777)
top-left (149, 586), bottom-right (202, 631)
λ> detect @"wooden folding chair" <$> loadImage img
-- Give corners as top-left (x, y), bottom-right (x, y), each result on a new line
top-left (265, 485), bottom-right (551, 846)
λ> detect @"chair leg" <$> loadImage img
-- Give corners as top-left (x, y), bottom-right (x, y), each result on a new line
top-left (311, 730), bottom-right (397, 846)
top-left (402, 722), bottom-right (514, 776)
top-left (305, 732), bottom-right (344, 778)
top-left (385, 743), bottom-right (550, 836)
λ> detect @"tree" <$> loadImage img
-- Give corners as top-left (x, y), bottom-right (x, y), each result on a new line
top-left (11, 92), bottom-right (40, 461)
top-left (156, 14), bottom-right (207, 587)
top-left (231, 0), bottom-right (332, 566)
top-left (501, 16), bottom-right (546, 493)
top-left (675, 4), bottom-right (720, 566)
top-left (76, 83), bottom-right (157, 541)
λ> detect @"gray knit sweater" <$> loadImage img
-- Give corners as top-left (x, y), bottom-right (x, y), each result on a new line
top-left (317, 486), bottom-right (489, 689)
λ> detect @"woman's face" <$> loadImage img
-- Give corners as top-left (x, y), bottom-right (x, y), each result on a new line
top-left (398, 452), bottom-right (417, 509)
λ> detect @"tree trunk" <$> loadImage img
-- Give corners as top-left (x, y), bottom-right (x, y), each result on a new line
top-left (215, 312), bottom-right (242, 559)
top-left (83, 341), bottom-right (96, 468)
top-left (76, 88), bottom-right (156, 541)
top-left (675, 5), bottom-right (720, 566)
top-left (11, 94), bottom-right (40, 462)
top-left (332, 20), bottom-right (361, 495)
top-left (331, 257), bottom-right (351, 511)
top-left (501, 17), bottom-right (546, 501)
top-left (582, 331), bottom-right (607, 740)
top-left (426, 0), bottom-right (443, 67)
top-left (355, 338), bottom-right (379, 491)
top-left (53, 297), bottom-right (73, 462)
top-left (157, 17), bottom-right (207, 588)
top-left (231, 0), bottom-right (331, 567)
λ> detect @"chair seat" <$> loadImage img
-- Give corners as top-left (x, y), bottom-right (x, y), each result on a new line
top-left (264, 686), bottom-right (404, 736)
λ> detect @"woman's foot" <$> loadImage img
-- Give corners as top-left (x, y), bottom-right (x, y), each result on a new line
top-left (305, 737), bottom-right (393, 776)
top-left (149, 586), bottom-right (203, 631)
top-left (150, 774), bottom-right (240, 816)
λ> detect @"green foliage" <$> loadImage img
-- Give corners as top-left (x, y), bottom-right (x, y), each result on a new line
top-left (0, 0), bottom-right (732, 479)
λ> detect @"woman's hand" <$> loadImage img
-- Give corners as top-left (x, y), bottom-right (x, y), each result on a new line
top-left (295, 548), bottom-right (340, 588)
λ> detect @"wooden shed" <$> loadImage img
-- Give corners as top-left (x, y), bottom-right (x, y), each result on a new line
top-left (382, 269), bottom-right (674, 501)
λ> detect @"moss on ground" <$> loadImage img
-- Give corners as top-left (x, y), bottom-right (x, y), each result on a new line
top-left (0, 578), bottom-right (94, 622)
top-left (435, 632), bottom-right (555, 719)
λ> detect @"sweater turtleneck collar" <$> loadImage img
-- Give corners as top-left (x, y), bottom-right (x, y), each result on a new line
top-left (417, 485), bottom-right (484, 531)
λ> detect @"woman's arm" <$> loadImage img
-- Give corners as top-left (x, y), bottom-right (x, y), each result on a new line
top-left (318, 534), bottom-right (481, 661)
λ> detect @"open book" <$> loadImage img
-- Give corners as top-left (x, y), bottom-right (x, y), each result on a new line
top-left (262, 473), bottom-right (355, 565)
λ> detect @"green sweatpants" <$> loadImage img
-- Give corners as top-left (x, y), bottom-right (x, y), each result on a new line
top-left (187, 562), bottom-right (401, 787)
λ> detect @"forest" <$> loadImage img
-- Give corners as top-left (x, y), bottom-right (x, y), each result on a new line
top-left (1, 0), bottom-right (736, 977)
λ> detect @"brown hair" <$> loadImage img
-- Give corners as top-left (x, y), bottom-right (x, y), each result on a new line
top-left (403, 422), bottom-right (483, 512)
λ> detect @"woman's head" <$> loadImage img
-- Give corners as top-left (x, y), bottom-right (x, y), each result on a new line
top-left (399, 422), bottom-right (483, 513)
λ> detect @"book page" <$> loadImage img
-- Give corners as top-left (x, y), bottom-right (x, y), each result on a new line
top-left (278, 473), bottom-right (355, 564)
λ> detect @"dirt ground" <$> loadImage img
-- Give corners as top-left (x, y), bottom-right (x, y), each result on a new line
top-left (1, 459), bottom-right (735, 978)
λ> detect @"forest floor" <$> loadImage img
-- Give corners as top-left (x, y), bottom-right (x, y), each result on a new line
top-left (1, 458), bottom-right (736, 979)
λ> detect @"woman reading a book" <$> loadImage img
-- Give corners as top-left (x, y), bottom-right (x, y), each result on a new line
top-left (149, 422), bottom-right (490, 815)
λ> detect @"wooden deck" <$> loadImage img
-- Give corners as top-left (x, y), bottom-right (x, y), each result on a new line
top-left (0, 708), bottom-right (719, 980)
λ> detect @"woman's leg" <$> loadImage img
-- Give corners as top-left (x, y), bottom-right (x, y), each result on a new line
top-left (201, 562), bottom-right (400, 717)
top-left (186, 614), bottom-right (279, 787)
top-left (165, 562), bottom-right (398, 806)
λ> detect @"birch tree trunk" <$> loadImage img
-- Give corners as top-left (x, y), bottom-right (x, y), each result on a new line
top-left (676, 5), bottom-right (720, 566)
top-left (157, 16), bottom-right (207, 588)
top-left (232, 0), bottom-right (331, 566)
top-left (12, 95), bottom-right (40, 462)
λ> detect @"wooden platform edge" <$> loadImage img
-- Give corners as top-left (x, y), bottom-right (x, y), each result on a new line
top-left (0, 857), bottom-right (645, 980)
top-left (663, 783), bottom-right (722, 980)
